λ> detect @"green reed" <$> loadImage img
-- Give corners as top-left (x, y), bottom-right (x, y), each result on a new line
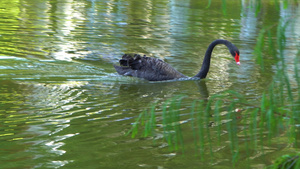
top-left (270, 153), bottom-right (300, 169)
top-left (127, 1), bottom-right (299, 166)
top-left (161, 95), bottom-right (186, 152)
top-left (128, 76), bottom-right (298, 164)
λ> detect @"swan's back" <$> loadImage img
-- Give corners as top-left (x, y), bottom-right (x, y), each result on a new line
top-left (114, 54), bottom-right (187, 81)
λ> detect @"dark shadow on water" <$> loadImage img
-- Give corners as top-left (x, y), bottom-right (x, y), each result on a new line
top-left (195, 80), bottom-right (209, 100)
top-left (116, 79), bottom-right (210, 103)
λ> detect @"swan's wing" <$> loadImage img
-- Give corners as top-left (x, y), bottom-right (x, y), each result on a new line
top-left (114, 54), bottom-right (187, 81)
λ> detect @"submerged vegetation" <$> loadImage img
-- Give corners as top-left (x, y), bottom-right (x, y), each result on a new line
top-left (127, 0), bottom-right (300, 167)
top-left (271, 153), bottom-right (300, 169)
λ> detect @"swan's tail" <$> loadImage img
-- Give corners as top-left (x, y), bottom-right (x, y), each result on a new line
top-left (114, 54), bottom-right (145, 76)
top-left (119, 54), bottom-right (144, 70)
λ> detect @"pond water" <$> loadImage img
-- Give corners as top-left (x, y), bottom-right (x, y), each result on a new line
top-left (0, 0), bottom-right (299, 168)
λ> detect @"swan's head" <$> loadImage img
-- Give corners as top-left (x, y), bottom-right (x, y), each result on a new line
top-left (230, 46), bottom-right (240, 65)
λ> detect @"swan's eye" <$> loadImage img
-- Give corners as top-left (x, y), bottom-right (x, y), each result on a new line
top-left (235, 52), bottom-right (240, 65)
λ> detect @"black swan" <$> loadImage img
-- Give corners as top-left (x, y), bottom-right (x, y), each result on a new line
top-left (114, 39), bottom-right (240, 81)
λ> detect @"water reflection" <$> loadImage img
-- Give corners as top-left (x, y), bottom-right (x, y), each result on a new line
top-left (117, 79), bottom-right (209, 101)
top-left (279, 2), bottom-right (300, 84)
top-left (240, 0), bottom-right (258, 42)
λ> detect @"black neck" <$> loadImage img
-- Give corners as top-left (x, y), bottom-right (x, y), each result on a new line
top-left (194, 39), bottom-right (233, 79)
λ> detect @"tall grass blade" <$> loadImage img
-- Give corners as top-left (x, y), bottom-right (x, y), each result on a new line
top-left (283, 0), bottom-right (289, 9)
top-left (206, 0), bottom-right (212, 8)
top-left (205, 99), bottom-right (214, 159)
top-left (222, 0), bottom-right (227, 15)
top-left (126, 111), bottom-right (144, 137)
top-left (255, 0), bottom-right (261, 16)
top-left (267, 30), bottom-right (277, 59)
top-left (191, 100), bottom-right (199, 156)
top-left (143, 103), bottom-right (157, 137)
top-left (250, 108), bottom-right (259, 150)
top-left (197, 100), bottom-right (205, 160)
top-left (295, 55), bottom-right (300, 97)
top-left (214, 100), bottom-right (222, 145)
top-left (259, 93), bottom-right (266, 155)
top-left (226, 103), bottom-right (239, 165)
top-left (274, 0), bottom-right (280, 10)
top-left (162, 100), bottom-right (173, 150)
top-left (174, 96), bottom-right (185, 153)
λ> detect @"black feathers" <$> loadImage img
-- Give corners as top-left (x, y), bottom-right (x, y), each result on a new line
top-left (113, 39), bottom-right (240, 81)
top-left (114, 54), bottom-right (186, 81)
top-left (119, 54), bottom-right (144, 70)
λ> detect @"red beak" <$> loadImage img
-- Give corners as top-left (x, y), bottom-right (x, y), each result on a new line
top-left (235, 52), bottom-right (240, 65)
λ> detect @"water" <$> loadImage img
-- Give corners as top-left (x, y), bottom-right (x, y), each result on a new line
top-left (0, 0), bottom-right (299, 168)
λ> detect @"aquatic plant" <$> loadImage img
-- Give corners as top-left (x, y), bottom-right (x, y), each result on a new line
top-left (269, 153), bottom-right (300, 169)
top-left (127, 0), bottom-right (300, 166)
